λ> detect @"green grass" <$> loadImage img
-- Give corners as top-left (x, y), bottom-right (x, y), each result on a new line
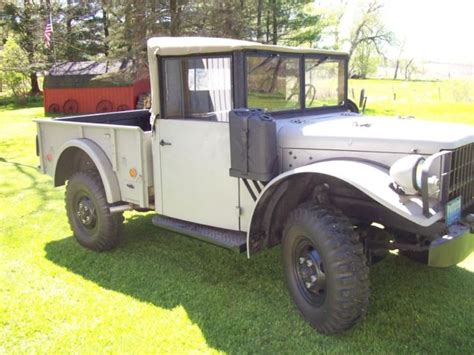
top-left (350, 79), bottom-right (474, 124)
top-left (1, 82), bottom-right (474, 353)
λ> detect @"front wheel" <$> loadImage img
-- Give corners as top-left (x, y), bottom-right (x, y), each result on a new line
top-left (65, 171), bottom-right (123, 251)
top-left (282, 205), bottom-right (370, 334)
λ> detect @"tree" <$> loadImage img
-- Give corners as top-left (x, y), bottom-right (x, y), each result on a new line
top-left (393, 37), bottom-right (406, 80)
top-left (0, 37), bottom-right (30, 96)
top-left (402, 57), bottom-right (415, 80)
top-left (316, 0), bottom-right (348, 50)
top-left (61, 1), bottom-right (106, 61)
top-left (350, 41), bottom-right (380, 79)
top-left (2, 1), bottom-right (45, 95)
top-left (347, 1), bottom-right (393, 57)
top-left (265, 0), bottom-right (322, 46)
top-left (345, 0), bottom-right (393, 77)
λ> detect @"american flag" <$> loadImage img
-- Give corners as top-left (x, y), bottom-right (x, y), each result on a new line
top-left (44, 15), bottom-right (53, 49)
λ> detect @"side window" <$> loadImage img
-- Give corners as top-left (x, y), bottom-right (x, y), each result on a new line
top-left (246, 55), bottom-right (300, 112)
top-left (305, 57), bottom-right (345, 108)
top-left (163, 56), bottom-right (232, 121)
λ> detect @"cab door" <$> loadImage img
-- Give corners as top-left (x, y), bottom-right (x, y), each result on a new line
top-left (154, 55), bottom-right (240, 231)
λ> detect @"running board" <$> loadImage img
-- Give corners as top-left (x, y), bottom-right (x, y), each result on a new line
top-left (152, 215), bottom-right (247, 253)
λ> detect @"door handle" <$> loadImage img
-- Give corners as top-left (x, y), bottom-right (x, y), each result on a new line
top-left (159, 139), bottom-right (172, 146)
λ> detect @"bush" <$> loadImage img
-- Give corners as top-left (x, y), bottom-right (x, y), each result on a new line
top-left (0, 37), bottom-right (31, 97)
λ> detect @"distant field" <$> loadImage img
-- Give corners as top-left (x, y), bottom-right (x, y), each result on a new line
top-left (349, 79), bottom-right (474, 125)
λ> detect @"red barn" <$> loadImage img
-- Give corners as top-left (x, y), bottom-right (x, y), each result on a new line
top-left (43, 59), bottom-right (150, 114)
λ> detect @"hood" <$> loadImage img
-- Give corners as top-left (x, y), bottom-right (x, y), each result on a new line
top-left (277, 113), bottom-right (474, 154)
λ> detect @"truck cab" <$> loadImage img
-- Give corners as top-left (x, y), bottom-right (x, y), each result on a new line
top-left (36, 37), bottom-right (474, 335)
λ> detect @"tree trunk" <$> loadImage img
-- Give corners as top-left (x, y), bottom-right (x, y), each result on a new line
top-left (404, 58), bottom-right (414, 80)
top-left (257, 0), bottom-right (263, 42)
top-left (102, 5), bottom-right (109, 56)
top-left (30, 72), bottom-right (41, 95)
top-left (170, 0), bottom-right (180, 36)
top-left (271, 0), bottom-right (278, 45)
top-left (265, 7), bottom-right (270, 43)
top-left (23, 1), bottom-right (41, 95)
top-left (268, 58), bottom-right (282, 93)
top-left (393, 60), bottom-right (399, 80)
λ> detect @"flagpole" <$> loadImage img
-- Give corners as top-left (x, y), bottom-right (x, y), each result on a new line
top-left (49, 13), bottom-right (56, 64)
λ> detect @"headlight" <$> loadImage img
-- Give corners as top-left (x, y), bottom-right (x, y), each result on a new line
top-left (390, 155), bottom-right (425, 194)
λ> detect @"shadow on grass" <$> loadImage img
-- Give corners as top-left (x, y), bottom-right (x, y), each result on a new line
top-left (0, 156), bottom-right (50, 204)
top-left (44, 214), bottom-right (474, 352)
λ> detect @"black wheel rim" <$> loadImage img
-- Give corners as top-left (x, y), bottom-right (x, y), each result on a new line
top-left (73, 190), bottom-right (98, 233)
top-left (293, 237), bottom-right (326, 306)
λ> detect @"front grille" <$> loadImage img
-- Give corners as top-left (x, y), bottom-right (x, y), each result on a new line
top-left (447, 143), bottom-right (474, 210)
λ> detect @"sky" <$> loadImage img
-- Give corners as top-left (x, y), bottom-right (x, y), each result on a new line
top-left (318, 0), bottom-right (474, 64)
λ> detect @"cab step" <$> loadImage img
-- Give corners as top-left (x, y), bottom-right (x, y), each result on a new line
top-left (152, 215), bottom-right (247, 253)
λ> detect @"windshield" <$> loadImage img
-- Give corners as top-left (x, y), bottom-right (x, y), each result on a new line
top-left (246, 55), bottom-right (300, 111)
top-left (245, 53), bottom-right (346, 112)
top-left (305, 57), bottom-right (345, 108)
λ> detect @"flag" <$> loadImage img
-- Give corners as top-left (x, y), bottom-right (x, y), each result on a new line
top-left (44, 15), bottom-right (53, 49)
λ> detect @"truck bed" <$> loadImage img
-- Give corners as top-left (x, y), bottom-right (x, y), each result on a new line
top-left (55, 109), bottom-right (152, 131)
top-left (35, 110), bottom-right (154, 208)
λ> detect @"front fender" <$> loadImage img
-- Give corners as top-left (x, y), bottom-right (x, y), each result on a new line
top-left (246, 160), bottom-right (444, 257)
top-left (54, 138), bottom-right (121, 203)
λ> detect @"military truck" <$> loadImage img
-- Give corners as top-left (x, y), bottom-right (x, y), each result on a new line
top-left (35, 37), bottom-right (474, 334)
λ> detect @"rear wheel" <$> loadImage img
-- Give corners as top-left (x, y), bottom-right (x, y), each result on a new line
top-left (282, 205), bottom-right (370, 334)
top-left (65, 171), bottom-right (123, 251)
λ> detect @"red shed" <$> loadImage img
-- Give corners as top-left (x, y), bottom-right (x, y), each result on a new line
top-left (43, 59), bottom-right (150, 114)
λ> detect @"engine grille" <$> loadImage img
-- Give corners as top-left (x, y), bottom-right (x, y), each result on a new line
top-left (447, 143), bottom-right (474, 210)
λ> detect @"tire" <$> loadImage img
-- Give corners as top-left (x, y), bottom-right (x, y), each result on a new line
top-left (282, 205), bottom-right (370, 334)
top-left (65, 171), bottom-right (123, 251)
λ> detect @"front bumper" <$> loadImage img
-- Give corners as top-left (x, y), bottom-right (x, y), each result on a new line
top-left (428, 222), bottom-right (474, 267)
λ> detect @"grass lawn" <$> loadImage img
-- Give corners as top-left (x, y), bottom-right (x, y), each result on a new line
top-left (349, 79), bottom-right (474, 125)
top-left (1, 82), bottom-right (474, 353)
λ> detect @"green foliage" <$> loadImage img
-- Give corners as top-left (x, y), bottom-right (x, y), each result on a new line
top-left (350, 42), bottom-right (380, 79)
top-left (53, 2), bottom-right (107, 61)
top-left (0, 37), bottom-right (30, 97)
top-left (277, 0), bottom-right (322, 47)
top-left (1, 2), bottom-right (47, 94)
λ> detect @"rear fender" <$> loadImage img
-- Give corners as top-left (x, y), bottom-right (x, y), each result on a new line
top-left (246, 160), bottom-right (444, 257)
top-left (54, 138), bottom-right (121, 203)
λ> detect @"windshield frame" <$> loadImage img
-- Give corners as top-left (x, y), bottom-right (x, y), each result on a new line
top-left (242, 50), bottom-right (348, 116)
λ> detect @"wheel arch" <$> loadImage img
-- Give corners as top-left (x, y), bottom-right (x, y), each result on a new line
top-left (54, 138), bottom-right (121, 204)
top-left (246, 159), bottom-right (444, 257)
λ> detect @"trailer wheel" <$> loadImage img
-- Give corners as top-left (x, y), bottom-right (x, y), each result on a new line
top-left (65, 171), bottom-right (123, 251)
top-left (282, 205), bottom-right (369, 334)
top-left (96, 100), bottom-right (113, 113)
top-left (63, 99), bottom-right (79, 114)
top-left (48, 103), bottom-right (60, 113)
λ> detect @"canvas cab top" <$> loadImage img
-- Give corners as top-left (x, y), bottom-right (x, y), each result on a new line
top-left (147, 36), bottom-right (348, 57)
